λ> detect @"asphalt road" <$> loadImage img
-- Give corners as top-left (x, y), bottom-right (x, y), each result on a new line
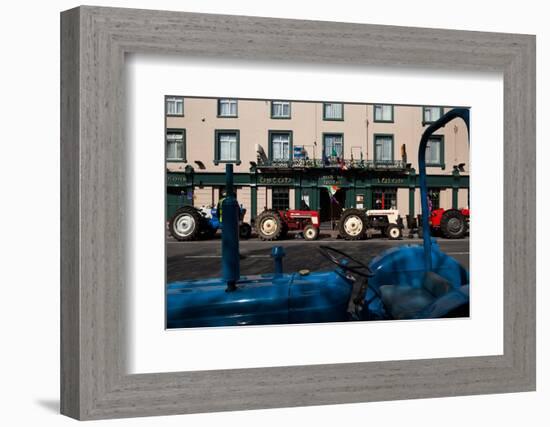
top-left (166, 236), bottom-right (469, 283)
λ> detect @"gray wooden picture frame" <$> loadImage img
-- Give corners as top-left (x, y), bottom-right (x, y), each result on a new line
top-left (60, 6), bottom-right (536, 420)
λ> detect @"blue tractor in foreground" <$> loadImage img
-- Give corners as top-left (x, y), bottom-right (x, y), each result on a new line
top-left (166, 108), bottom-right (470, 328)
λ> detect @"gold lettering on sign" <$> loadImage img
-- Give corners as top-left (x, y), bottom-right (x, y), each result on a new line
top-left (377, 177), bottom-right (405, 184)
top-left (258, 176), bottom-right (293, 185)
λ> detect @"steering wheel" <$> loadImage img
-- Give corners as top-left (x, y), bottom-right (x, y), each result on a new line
top-left (318, 245), bottom-right (374, 278)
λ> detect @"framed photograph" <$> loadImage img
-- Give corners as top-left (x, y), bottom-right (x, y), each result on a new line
top-left (61, 6), bottom-right (535, 420)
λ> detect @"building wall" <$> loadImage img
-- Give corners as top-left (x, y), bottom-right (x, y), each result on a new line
top-left (166, 98), bottom-right (469, 176)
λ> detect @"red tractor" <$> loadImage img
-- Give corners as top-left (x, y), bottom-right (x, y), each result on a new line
top-left (418, 208), bottom-right (470, 239)
top-left (254, 209), bottom-right (320, 241)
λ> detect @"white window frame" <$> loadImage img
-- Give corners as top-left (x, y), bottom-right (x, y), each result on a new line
top-left (374, 104), bottom-right (394, 122)
top-left (323, 103), bottom-right (344, 120)
top-left (423, 106), bottom-right (443, 124)
top-left (271, 101), bottom-right (291, 118)
top-left (218, 99), bottom-right (238, 117)
top-left (166, 96), bottom-right (184, 116)
top-left (166, 129), bottom-right (186, 161)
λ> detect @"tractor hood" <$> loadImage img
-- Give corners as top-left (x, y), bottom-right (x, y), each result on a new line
top-left (166, 270), bottom-right (353, 328)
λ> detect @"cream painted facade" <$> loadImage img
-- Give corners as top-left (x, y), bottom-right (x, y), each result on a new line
top-left (165, 97), bottom-right (470, 224)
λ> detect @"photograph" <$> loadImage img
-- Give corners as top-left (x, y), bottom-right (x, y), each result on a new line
top-left (164, 96), bottom-right (471, 328)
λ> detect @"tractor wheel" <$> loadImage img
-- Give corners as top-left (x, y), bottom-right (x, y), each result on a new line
top-left (169, 206), bottom-right (202, 241)
top-left (440, 209), bottom-right (467, 239)
top-left (338, 209), bottom-right (367, 240)
top-left (303, 225), bottom-right (319, 241)
top-left (386, 224), bottom-right (402, 240)
top-left (255, 210), bottom-right (283, 241)
top-left (201, 227), bottom-right (217, 239)
top-left (239, 223), bottom-right (252, 239)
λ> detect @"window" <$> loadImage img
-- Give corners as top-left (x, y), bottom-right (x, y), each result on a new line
top-left (426, 135), bottom-right (444, 166)
top-left (272, 187), bottom-right (290, 210)
top-left (217, 99), bottom-right (238, 117)
top-left (323, 133), bottom-right (343, 158)
top-left (269, 131), bottom-right (292, 161)
top-left (323, 103), bottom-right (344, 120)
top-left (374, 104), bottom-right (394, 122)
top-left (428, 189), bottom-right (441, 210)
top-left (166, 96), bottom-right (184, 116)
top-left (271, 101), bottom-right (291, 118)
top-left (374, 134), bottom-right (394, 163)
top-left (214, 130), bottom-right (240, 164)
top-left (372, 188), bottom-right (397, 210)
top-left (166, 129), bottom-right (186, 161)
top-left (423, 106), bottom-right (443, 124)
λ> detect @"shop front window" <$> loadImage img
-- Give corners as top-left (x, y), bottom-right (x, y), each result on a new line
top-left (372, 188), bottom-right (397, 210)
top-left (428, 189), bottom-right (441, 210)
top-left (272, 187), bottom-right (290, 210)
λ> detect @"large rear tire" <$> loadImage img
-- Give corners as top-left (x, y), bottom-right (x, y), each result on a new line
top-left (440, 209), bottom-right (467, 239)
top-left (338, 209), bottom-right (367, 240)
top-left (169, 206), bottom-right (202, 241)
top-left (255, 210), bottom-right (283, 241)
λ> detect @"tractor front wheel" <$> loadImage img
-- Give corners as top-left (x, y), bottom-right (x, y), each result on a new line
top-left (338, 209), bottom-right (367, 240)
top-left (440, 209), bottom-right (467, 239)
top-left (386, 224), bottom-right (402, 240)
top-left (239, 223), bottom-right (252, 239)
top-left (255, 210), bottom-right (283, 241)
top-left (303, 224), bottom-right (319, 241)
top-left (169, 207), bottom-right (202, 241)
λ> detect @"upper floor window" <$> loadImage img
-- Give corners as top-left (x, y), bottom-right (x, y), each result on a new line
top-left (426, 135), bottom-right (444, 167)
top-left (271, 101), bottom-right (291, 119)
top-left (374, 104), bottom-right (394, 122)
top-left (214, 130), bottom-right (240, 164)
top-left (166, 96), bottom-right (184, 116)
top-left (374, 134), bottom-right (394, 163)
top-left (218, 99), bottom-right (238, 117)
top-left (323, 103), bottom-right (344, 120)
top-left (423, 106), bottom-right (443, 124)
top-left (166, 129), bottom-right (186, 161)
top-left (270, 131), bottom-right (292, 161)
top-left (323, 133), bottom-right (343, 158)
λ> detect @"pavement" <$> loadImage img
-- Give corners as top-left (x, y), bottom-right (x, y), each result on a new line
top-left (166, 233), bottom-right (469, 283)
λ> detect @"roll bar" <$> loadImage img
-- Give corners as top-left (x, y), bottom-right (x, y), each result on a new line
top-left (419, 108), bottom-right (470, 271)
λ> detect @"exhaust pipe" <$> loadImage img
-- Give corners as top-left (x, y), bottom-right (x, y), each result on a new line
top-left (221, 164), bottom-right (240, 291)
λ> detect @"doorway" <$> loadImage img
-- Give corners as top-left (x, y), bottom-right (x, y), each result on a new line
top-left (320, 187), bottom-right (346, 227)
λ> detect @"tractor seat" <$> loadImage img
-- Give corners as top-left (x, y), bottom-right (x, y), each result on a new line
top-left (379, 272), bottom-right (452, 320)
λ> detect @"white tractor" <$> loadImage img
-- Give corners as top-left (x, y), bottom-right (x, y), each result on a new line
top-left (338, 208), bottom-right (404, 240)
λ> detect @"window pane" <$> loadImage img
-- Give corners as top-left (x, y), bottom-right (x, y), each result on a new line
top-left (373, 188), bottom-right (397, 209)
top-left (426, 138), bottom-right (441, 164)
top-left (375, 136), bottom-right (393, 162)
top-left (166, 131), bottom-right (185, 160)
top-left (166, 97), bottom-right (183, 115)
top-left (272, 101), bottom-right (290, 117)
top-left (272, 187), bottom-right (290, 210)
top-left (374, 105), bottom-right (392, 121)
top-left (272, 133), bottom-right (290, 160)
top-left (219, 99), bottom-right (237, 116)
top-left (218, 133), bottom-right (237, 161)
top-left (325, 103), bottom-right (343, 119)
top-left (424, 107), bottom-right (442, 122)
top-left (324, 134), bottom-right (343, 158)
